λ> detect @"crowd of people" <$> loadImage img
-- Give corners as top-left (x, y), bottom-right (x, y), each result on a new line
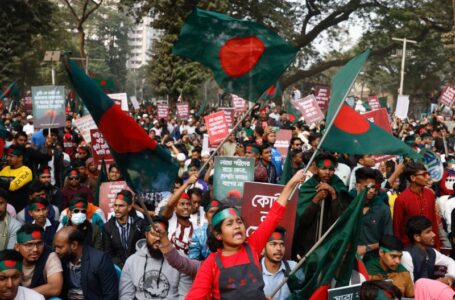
top-left (0, 96), bottom-right (454, 300)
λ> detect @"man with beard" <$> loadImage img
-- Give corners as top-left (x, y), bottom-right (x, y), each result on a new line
top-left (293, 153), bottom-right (349, 257)
top-left (119, 216), bottom-right (192, 300)
top-left (36, 166), bottom-right (64, 211)
top-left (0, 250), bottom-right (44, 299)
top-left (54, 226), bottom-right (118, 299)
top-left (61, 169), bottom-right (94, 209)
top-left (103, 190), bottom-right (146, 267)
top-left (14, 224), bottom-right (63, 298)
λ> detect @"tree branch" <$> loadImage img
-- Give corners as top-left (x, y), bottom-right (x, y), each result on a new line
top-left (62, 0), bottom-right (80, 22)
top-left (301, 0), bottom-right (320, 36)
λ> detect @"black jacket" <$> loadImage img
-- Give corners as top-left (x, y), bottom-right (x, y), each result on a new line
top-left (103, 214), bottom-right (146, 267)
top-left (61, 246), bottom-right (118, 300)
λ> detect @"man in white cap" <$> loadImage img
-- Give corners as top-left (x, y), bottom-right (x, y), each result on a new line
top-left (23, 116), bottom-right (34, 136)
top-left (177, 153), bottom-right (187, 178)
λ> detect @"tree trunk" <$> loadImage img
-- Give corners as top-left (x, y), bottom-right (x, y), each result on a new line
top-left (78, 26), bottom-right (86, 69)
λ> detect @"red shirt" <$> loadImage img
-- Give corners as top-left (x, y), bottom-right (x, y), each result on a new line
top-left (185, 201), bottom-right (286, 300)
top-left (393, 187), bottom-right (441, 248)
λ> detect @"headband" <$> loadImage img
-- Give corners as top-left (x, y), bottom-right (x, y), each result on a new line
top-left (146, 221), bottom-right (168, 232)
top-left (29, 201), bottom-right (47, 211)
top-left (69, 201), bottom-right (87, 211)
top-left (38, 168), bottom-right (51, 175)
top-left (17, 230), bottom-right (42, 244)
top-left (379, 246), bottom-right (399, 253)
top-left (212, 207), bottom-right (240, 227)
top-left (246, 145), bottom-right (260, 154)
top-left (116, 193), bottom-right (132, 205)
top-left (204, 200), bottom-right (220, 212)
top-left (448, 158), bottom-right (455, 163)
top-left (7, 148), bottom-right (23, 156)
top-left (268, 231), bottom-right (285, 242)
top-left (69, 170), bottom-right (79, 177)
top-left (316, 159), bottom-right (336, 170)
top-left (0, 260), bottom-right (22, 272)
top-left (181, 193), bottom-right (190, 200)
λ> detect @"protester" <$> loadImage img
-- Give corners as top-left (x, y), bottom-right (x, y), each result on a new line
top-left (26, 196), bottom-right (59, 248)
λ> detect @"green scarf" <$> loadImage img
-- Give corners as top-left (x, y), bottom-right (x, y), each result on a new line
top-left (364, 255), bottom-right (407, 276)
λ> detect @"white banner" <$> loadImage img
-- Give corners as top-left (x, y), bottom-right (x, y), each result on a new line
top-left (395, 95), bottom-right (410, 120)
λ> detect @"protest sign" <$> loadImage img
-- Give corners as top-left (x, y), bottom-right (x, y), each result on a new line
top-left (328, 283), bottom-right (361, 300)
top-left (219, 107), bottom-right (235, 129)
top-left (242, 182), bottom-right (297, 259)
top-left (438, 85), bottom-right (455, 107)
top-left (157, 104), bottom-right (169, 119)
top-left (74, 115), bottom-right (97, 142)
top-left (130, 96), bottom-right (140, 110)
top-left (275, 129), bottom-right (292, 158)
top-left (367, 95), bottom-right (381, 111)
top-left (107, 93), bottom-right (129, 111)
top-left (90, 129), bottom-right (114, 164)
top-left (314, 85), bottom-right (331, 112)
top-left (31, 86), bottom-right (66, 128)
top-left (156, 99), bottom-right (168, 105)
top-left (98, 181), bottom-right (134, 219)
top-left (395, 95), bottom-right (410, 120)
top-left (361, 108), bottom-right (392, 133)
top-left (24, 96), bottom-right (32, 113)
top-left (176, 102), bottom-right (190, 120)
top-left (292, 95), bottom-right (324, 124)
top-left (231, 94), bottom-right (248, 112)
top-left (213, 157), bottom-right (255, 203)
top-left (205, 111), bottom-right (229, 146)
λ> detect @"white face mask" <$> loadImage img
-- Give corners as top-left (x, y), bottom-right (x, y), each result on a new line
top-left (4, 141), bottom-right (12, 148)
top-left (71, 212), bottom-right (86, 225)
top-left (451, 165), bottom-right (455, 171)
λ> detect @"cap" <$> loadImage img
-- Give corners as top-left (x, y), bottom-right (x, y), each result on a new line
top-left (142, 114), bottom-right (148, 118)
top-left (177, 153), bottom-right (186, 162)
top-left (26, 115), bottom-right (33, 120)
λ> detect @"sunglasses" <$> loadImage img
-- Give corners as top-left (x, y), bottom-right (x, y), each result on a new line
top-left (72, 209), bottom-right (87, 214)
top-left (68, 176), bottom-right (80, 180)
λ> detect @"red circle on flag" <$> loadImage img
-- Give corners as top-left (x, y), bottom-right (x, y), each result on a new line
top-left (100, 80), bottom-right (107, 86)
top-left (267, 85), bottom-right (276, 96)
top-left (334, 105), bottom-right (370, 134)
top-left (4, 260), bottom-right (16, 268)
top-left (288, 114), bottom-right (296, 122)
top-left (220, 36), bottom-right (265, 78)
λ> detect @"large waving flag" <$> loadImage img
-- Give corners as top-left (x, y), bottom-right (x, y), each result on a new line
top-left (64, 58), bottom-right (178, 193)
top-left (0, 81), bottom-right (19, 101)
top-left (172, 8), bottom-right (298, 102)
top-left (321, 49), bottom-right (420, 160)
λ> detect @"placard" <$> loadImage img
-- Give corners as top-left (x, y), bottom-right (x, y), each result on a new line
top-left (275, 129), bottom-right (292, 158)
top-left (438, 85), bottom-right (455, 107)
top-left (24, 96), bottom-right (33, 112)
top-left (157, 104), bottom-right (169, 119)
top-left (31, 86), bottom-right (66, 128)
top-left (205, 111), bottom-right (229, 146)
top-left (241, 182), bottom-right (298, 259)
top-left (292, 95), bottom-right (324, 124)
top-left (219, 107), bottom-right (235, 129)
top-left (367, 95), bottom-right (381, 111)
top-left (98, 181), bottom-right (134, 219)
top-left (74, 115), bottom-right (98, 142)
top-left (213, 157), bottom-right (255, 203)
top-left (231, 94), bottom-right (248, 112)
top-left (176, 102), bottom-right (190, 120)
top-left (328, 283), bottom-right (361, 300)
top-left (395, 95), bottom-right (410, 120)
top-left (130, 96), bottom-right (140, 110)
top-left (314, 85), bottom-right (331, 112)
top-left (90, 129), bottom-right (114, 164)
top-left (108, 93), bottom-right (129, 111)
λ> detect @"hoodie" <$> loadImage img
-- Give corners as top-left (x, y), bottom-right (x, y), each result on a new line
top-left (119, 239), bottom-right (192, 300)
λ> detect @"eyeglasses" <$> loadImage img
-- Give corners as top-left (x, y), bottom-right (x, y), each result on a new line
top-left (68, 177), bottom-right (80, 180)
top-left (415, 172), bottom-right (430, 177)
top-left (72, 209), bottom-right (87, 214)
top-left (21, 241), bottom-right (44, 250)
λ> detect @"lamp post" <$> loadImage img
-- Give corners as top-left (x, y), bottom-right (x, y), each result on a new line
top-left (392, 37), bottom-right (417, 95)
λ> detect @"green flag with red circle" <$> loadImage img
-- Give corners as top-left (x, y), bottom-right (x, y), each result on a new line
top-left (321, 49), bottom-right (420, 160)
top-left (172, 8), bottom-right (298, 102)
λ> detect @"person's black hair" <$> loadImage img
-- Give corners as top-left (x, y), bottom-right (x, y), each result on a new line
top-left (403, 162), bottom-right (427, 182)
top-left (255, 126), bottom-right (264, 136)
top-left (379, 235), bottom-right (403, 252)
top-left (207, 204), bottom-right (243, 252)
top-left (273, 225), bottom-right (286, 235)
top-left (71, 159), bottom-right (85, 168)
top-left (152, 215), bottom-right (169, 231)
top-left (0, 250), bottom-right (22, 263)
top-left (188, 187), bottom-right (203, 199)
top-left (308, 132), bottom-right (321, 144)
top-left (290, 149), bottom-right (303, 159)
top-left (14, 131), bottom-right (27, 140)
top-left (355, 167), bottom-right (378, 183)
top-left (385, 160), bottom-right (396, 178)
top-left (187, 161), bottom-right (200, 170)
top-left (289, 137), bottom-right (303, 150)
top-left (0, 188), bottom-right (8, 201)
top-left (28, 181), bottom-right (45, 196)
top-left (17, 223), bottom-right (44, 237)
top-left (359, 280), bottom-right (402, 300)
top-left (405, 215), bottom-right (432, 244)
top-left (261, 144), bottom-right (271, 153)
top-left (108, 163), bottom-right (119, 173)
top-left (174, 177), bottom-right (183, 186)
top-left (67, 228), bottom-right (85, 244)
top-left (66, 115), bottom-right (73, 122)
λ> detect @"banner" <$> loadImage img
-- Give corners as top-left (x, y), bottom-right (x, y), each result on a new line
top-left (205, 111), bottom-right (229, 146)
top-left (74, 115), bottom-right (98, 142)
top-left (395, 95), bottom-right (410, 120)
top-left (231, 94), bottom-right (248, 112)
top-left (213, 157), bottom-right (255, 203)
top-left (438, 85), bottom-right (455, 107)
top-left (157, 104), bottom-right (169, 119)
top-left (292, 95), bottom-right (324, 124)
top-left (90, 129), bottom-right (114, 164)
top-left (107, 93), bottom-right (129, 111)
top-left (130, 96), bottom-right (140, 110)
top-left (98, 181), bottom-right (134, 219)
top-left (220, 107), bottom-right (235, 129)
top-left (367, 95), bottom-right (381, 111)
top-left (361, 108), bottom-right (392, 133)
top-left (31, 86), bottom-right (66, 128)
top-left (24, 96), bottom-right (33, 113)
top-left (275, 129), bottom-right (292, 158)
top-left (241, 182), bottom-right (298, 259)
top-left (328, 284), bottom-right (361, 300)
top-left (176, 102), bottom-right (190, 120)
top-left (314, 85), bottom-right (331, 112)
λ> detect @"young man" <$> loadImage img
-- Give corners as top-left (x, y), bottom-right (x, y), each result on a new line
top-left (187, 188), bottom-right (207, 230)
top-left (61, 168), bottom-right (94, 209)
top-left (401, 216), bottom-right (455, 283)
top-left (119, 216), bottom-right (192, 299)
top-left (54, 226), bottom-right (118, 300)
top-left (393, 163), bottom-right (441, 248)
top-left (27, 197), bottom-right (59, 248)
top-left (365, 235), bottom-right (414, 298)
top-left (14, 224), bottom-right (63, 298)
top-left (36, 166), bottom-right (64, 211)
top-left (0, 189), bottom-right (21, 250)
top-left (348, 154), bottom-right (376, 191)
top-left (103, 190), bottom-right (146, 267)
top-left (0, 250), bottom-right (44, 299)
top-left (254, 144), bottom-right (277, 184)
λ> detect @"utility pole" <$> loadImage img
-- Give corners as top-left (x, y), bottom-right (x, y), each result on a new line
top-left (43, 51), bottom-right (61, 85)
top-left (392, 37), bottom-right (417, 95)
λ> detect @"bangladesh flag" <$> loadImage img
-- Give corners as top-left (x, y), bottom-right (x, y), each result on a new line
top-left (64, 58), bottom-right (178, 193)
top-left (0, 81), bottom-right (18, 101)
top-left (287, 189), bottom-right (367, 299)
top-left (285, 99), bottom-right (301, 124)
top-left (96, 78), bottom-right (116, 93)
top-left (261, 82), bottom-right (282, 100)
top-left (321, 49), bottom-right (420, 160)
top-left (173, 8), bottom-right (298, 102)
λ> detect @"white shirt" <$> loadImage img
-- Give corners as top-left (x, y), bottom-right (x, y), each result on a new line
top-left (261, 258), bottom-right (297, 300)
top-left (23, 123), bottom-right (34, 136)
top-left (15, 286), bottom-right (45, 300)
top-left (402, 248), bottom-right (455, 281)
